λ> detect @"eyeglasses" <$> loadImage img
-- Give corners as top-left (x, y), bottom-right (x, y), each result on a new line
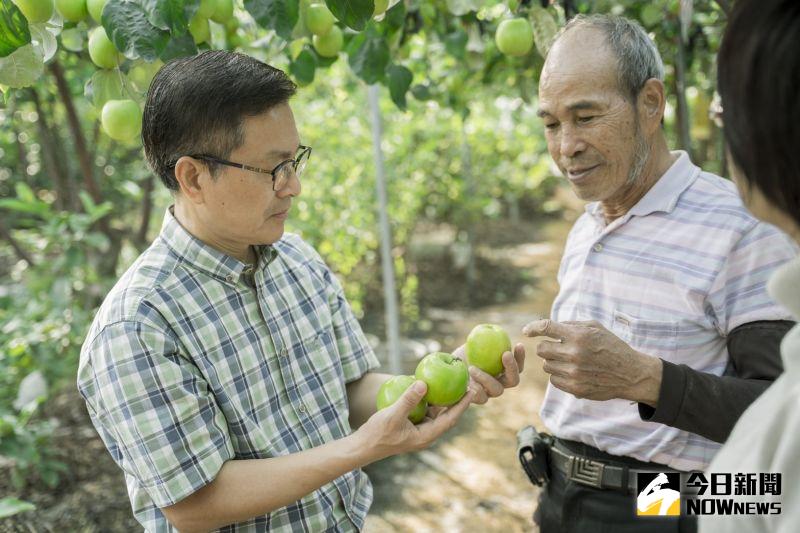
top-left (189, 145), bottom-right (312, 191)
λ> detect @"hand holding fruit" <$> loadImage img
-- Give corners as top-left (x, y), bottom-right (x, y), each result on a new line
top-left (361, 379), bottom-right (473, 461)
top-left (458, 323), bottom-right (526, 405)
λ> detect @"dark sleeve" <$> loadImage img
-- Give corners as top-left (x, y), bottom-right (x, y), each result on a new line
top-left (638, 320), bottom-right (793, 443)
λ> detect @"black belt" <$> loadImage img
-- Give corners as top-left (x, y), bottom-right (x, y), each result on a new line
top-left (548, 444), bottom-right (672, 493)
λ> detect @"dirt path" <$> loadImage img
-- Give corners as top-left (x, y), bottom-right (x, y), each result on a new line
top-left (364, 217), bottom-right (574, 533)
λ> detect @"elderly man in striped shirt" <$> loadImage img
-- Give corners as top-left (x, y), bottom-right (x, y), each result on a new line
top-left (77, 51), bottom-right (525, 532)
top-left (522, 14), bottom-right (798, 533)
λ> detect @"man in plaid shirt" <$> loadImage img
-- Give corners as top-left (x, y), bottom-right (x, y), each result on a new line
top-left (77, 50), bottom-right (526, 532)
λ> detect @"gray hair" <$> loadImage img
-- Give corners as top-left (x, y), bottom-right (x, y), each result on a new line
top-left (552, 14), bottom-right (665, 102)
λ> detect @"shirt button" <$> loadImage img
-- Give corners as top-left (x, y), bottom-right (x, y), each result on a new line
top-left (225, 274), bottom-right (234, 282)
top-left (279, 348), bottom-right (288, 357)
top-left (298, 404), bottom-right (307, 413)
top-left (593, 243), bottom-right (604, 252)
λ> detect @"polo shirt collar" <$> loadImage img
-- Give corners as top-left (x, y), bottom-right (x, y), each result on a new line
top-left (158, 206), bottom-right (278, 283)
top-left (585, 150), bottom-right (700, 225)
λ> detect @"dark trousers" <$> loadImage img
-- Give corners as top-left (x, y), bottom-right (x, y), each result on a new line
top-left (534, 440), bottom-right (698, 533)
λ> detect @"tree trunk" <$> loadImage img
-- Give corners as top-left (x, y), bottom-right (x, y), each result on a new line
top-left (49, 60), bottom-right (102, 206)
top-left (30, 88), bottom-right (74, 211)
top-left (460, 115), bottom-right (477, 294)
top-left (674, 33), bottom-right (692, 156)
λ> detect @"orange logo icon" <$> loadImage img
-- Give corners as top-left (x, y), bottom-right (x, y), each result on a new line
top-left (637, 473), bottom-right (681, 516)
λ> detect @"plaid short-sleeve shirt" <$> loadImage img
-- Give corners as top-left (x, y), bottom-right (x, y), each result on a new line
top-left (78, 207), bottom-right (380, 532)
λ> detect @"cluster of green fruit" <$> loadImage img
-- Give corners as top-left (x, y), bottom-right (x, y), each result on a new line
top-left (188, 0), bottom-right (235, 45)
top-left (12, 0), bottom-right (147, 142)
top-left (303, 0), bottom-right (389, 58)
top-left (376, 324), bottom-right (512, 423)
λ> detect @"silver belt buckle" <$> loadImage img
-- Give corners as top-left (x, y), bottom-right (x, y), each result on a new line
top-left (566, 455), bottom-right (605, 488)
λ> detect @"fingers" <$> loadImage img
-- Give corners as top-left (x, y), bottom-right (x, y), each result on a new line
top-left (522, 318), bottom-right (571, 341)
top-left (468, 379), bottom-right (489, 405)
top-left (469, 366), bottom-right (505, 398)
top-left (541, 359), bottom-right (571, 379)
top-left (513, 343), bottom-right (526, 373)
top-left (392, 381), bottom-right (427, 418)
top-left (498, 351), bottom-right (520, 388)
top-left (427, 389), bottom-right (473, 432)
top-left (452, 343), bottom-right (466, 360)
top-left (535, 339), bottom-right (570, 361)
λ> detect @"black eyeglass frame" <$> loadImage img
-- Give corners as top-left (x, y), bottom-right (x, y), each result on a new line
top-left (188, 145), bottom-right (312, 191)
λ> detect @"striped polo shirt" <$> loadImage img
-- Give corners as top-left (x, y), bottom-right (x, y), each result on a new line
top-left (540, 151), bottom-right (798, 472)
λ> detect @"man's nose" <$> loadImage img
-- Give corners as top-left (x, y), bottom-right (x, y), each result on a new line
top-left (276, 171), bottom-right (301, 198)
top-left (559, 125), bottom-right (587, 158)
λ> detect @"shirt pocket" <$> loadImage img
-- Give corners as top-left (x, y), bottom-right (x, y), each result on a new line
top-left (290, 327), bottom-right (351, 432)
top-left (611, 309), bottom-right (678, 354)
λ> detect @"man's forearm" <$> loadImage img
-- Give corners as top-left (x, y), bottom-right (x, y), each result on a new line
top-left (346, 371), bottom-right (393, 428)
top-left (163, 432), bottom-right (376, 532)
top-left (638, 320), bottom-right (791, 443)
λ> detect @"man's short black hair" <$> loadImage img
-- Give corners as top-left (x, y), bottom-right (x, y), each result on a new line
top-left (717, 0), bottom-right (800, 227)
top-left (142, 50), bottom-right (297, 191)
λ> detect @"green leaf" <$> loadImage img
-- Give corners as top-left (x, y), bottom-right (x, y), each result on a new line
top-left (0, 498), bottom-right (35, 519)
top-left (410, 83), bottom-right (432, 101)
top-left (29, 23), bottom-right (57, 62)
top-left (60, 27), bottom-right (85, 51)
top-left (289, 48), bottom-right (316, 86)
top-left (444, 29), bottom-right (467, 60)
top-left (382, 1), bottom-right (405, 32)
top-left (386, 63), bottom-right (411, 110)
top-left (0, 0), bottom-right (30, 58)
top-left (85, 70), bottom-right (135, 109)
top-left (141, 0), bottom-right (197, 33)
top-left (159, 32), bottom-right (196, 60)
top-left (530, 6), bottom-right (558, 58)
top-left (0, 44), bottom-right (43, 88)
top-left (347, 28), bottom-right (389, 84)
top-left (326, 0), bottom-right (372, 31)
top-left (244, 0), bottom-right (299, 41)
top-left (445, 0), bottom-right (481, 17)
top-left (103, 0), bottom-right (172, 61)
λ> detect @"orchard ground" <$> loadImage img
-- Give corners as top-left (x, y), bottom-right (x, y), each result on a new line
top-left (0, 199), bottom-right (580, 532)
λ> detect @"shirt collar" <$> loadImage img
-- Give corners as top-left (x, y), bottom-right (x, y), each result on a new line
top-left (584, 150), bottom-right (700, 225)
top-left (158, 206), bottom-right (278, 283)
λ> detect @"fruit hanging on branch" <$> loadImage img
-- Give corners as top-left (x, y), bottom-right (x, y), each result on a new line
top-left (495, 17), bottom-right (534, 57)
top-left (101, 99), bottom-right (142, 141)
top-left (55, 0), bottom-right (88, 22)
top-left (88, 27), bottom-right (121, 69)
top-left (12, 0), bottom-right (54, 23)
top-left (305, 3), bottom-right (336, 36)
top-left (313, 24), bottom-right (343, 57)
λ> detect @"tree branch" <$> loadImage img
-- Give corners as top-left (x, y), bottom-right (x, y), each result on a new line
top-left (0, 218), bottom-right (35, 266)
top-left (715, 0), bottom-right (731, 15)
top-left (29, 88), bottom-right (74, 211)
top-left (48, 59), bottom-right (102, 205)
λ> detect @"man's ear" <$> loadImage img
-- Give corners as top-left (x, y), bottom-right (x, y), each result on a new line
top-left (174, 156), bottom-right (208, 204)
top-left (638, 78), bottom-right (666, 135)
